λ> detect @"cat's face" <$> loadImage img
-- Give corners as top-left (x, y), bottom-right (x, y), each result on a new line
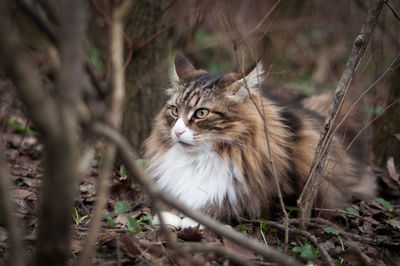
top-left (158, 55), bottom-right (263, 151)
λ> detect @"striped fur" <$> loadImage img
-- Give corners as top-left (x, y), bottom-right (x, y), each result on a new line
top-left (144, 55), bottom-right (376, 224)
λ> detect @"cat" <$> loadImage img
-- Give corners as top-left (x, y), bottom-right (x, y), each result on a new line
top-left (144, 55), bottom-right (376, 229)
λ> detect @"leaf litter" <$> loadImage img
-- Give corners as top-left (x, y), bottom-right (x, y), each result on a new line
top-left (0, 84), bottom-right (400, 265)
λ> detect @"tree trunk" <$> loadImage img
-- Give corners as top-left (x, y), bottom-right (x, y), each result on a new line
top-left (123, 0), bottom-right (169, 152)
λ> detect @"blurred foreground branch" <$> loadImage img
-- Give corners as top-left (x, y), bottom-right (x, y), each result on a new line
top-left (0, 0), bottom-right (86, 264)
top-left (0, 147), bottom-right (24, 266)
top-left (78, 1), bottom-right (134, 265)
top-left (297, 0), bottom-right (385, 229)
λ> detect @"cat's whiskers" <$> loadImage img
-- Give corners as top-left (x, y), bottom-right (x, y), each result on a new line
top-left (200, 142), bottom-right (231, 163)
top-left (159, 135), bottom-right (173, 147)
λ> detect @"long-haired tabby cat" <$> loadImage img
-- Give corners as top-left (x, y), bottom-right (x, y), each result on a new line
top-left (144, 55), bottom-right (376, 228)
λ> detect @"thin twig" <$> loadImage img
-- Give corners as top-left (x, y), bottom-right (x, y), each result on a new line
top-left (238, 0), bottom-right (282, 45)
top-left (77, 1), bottom-right (133, 265)
top-left (384, 0), bottom-right (400, 21)
top-left (136, 0), bottom-right (215, 49)
top-left (291, 218), bottom-right (389, 246)
top-left (92, 122), bottom-right (302, 266)
top-left (134, 0), bottom-right (179, 42)
top-left (297, 0), bottom-right (385, 229)
top-left (345, 97), bottom-right (400, 151)
top-left (330, 56), bottom-right (399, 144)
top-left (234, 53), bottom-right (290, 253)
top-left (312, 208), bottom-right (380, 225)
top-left (15, 0), bottom-right (106, 100)
top-left (88, 0), bottom-right (134, 69)
top-left (238, 218), bottom-right (335, 266)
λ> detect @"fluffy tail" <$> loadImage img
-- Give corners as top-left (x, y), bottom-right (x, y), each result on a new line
top-left (302, 92), bottom-right (369, 162)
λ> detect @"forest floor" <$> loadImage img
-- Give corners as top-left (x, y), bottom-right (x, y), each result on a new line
top-left (0, 80), bottom-right (400, 265)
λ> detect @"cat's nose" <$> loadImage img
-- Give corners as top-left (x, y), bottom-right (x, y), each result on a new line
top-left (174, 129), bottom-right (185, 137)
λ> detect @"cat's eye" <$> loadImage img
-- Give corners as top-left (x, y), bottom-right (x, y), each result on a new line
top-left (194, 108), bottom-right (209, 119)
top-left (171, 106), bottom-right (179, 117)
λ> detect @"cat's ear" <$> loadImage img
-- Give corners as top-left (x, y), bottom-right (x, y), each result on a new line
top-left (223, 59), bottom-right (264, 101)
top-left (171, 55), bottom-right (206, 84)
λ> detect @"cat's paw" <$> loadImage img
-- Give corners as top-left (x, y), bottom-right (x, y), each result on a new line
top-left (180, 217), bottom-right (204, 229)
top-left (152, 212), bottom-right (182, 229)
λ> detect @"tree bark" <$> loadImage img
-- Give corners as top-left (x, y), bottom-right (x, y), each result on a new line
top-left (122, 0), bottom-right (169, 152)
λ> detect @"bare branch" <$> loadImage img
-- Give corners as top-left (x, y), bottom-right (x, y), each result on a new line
top-left (238, 0), bottom-right (282, 45)
top-left (15, 0), bottom-right (107, 101)
top-left (78, 1), bottom-right (133, 265)
top-left (385, 0), bottom-right (400, 22)
top-left (0, 0), bottom-right (86, 264)
top-left (92, 122), bottom-right (302, 266)
top-left (136, 0), bottom-right (215, 49)
top-left (297, 0), bottom-right (385, 229)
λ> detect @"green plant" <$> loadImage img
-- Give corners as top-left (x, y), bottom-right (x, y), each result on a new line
top-left (114, 200), bottom-right (131, 215)
top-left (103, 213), bottom-right (115, 229)
top-left (260, 223), bottom-right (268, 246)
top-left (112, 201), bottom-right (153, 233)
top-left (270, 227), bottom-right (279, 233)
top-left (290, 243), bottom-right (318, 259)
top-left (236, 225), bottom-right (247, 235)
top-left (119, 164), bottom-right (127, 177)
top-left (322, 227), bottom-right (344, 252)
top-left (375, 198), bottom-right (393, 219)
top-left (344, 207), bottom-right (359, 218)
top-left (286, 205), bottom-right (298, 216)
top-left (87, 46), bottom-right (104, 71)
top-left (72, 207), bottom-right (88, 225)
top-left (2, 116), bottom-right (40, 137)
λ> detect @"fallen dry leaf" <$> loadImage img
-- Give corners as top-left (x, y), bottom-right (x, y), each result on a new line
top-left (177, 226), bottom-right (203, 242)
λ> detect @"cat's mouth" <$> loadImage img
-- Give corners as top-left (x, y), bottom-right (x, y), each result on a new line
top-left (178, 140), bottom-right (193, 147)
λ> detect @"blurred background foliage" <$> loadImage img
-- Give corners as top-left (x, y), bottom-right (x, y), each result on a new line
top-left (8, 0), bottom-right (400, 165)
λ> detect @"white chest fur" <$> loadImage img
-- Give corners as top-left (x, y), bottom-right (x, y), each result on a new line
top-left (148, 145), bottom-right (241, 210)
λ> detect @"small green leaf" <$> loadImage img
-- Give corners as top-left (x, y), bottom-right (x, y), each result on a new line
top-left (345, 207), bottom-right (359, 218)
top-left (375, 198), bottom-right (393, 212)
top-left (2, 116), bottom-right (40, 137)
top-left (87, 47), bottom-right (104, 71)
top-left (286, 206), bottom-right (298, 212)
top-left (292, 243), bottom-right (317, 259)
top-left (237, 225), bottom-right (247, 233)
top-left (125, 215), bottom-right (142, 233)
top-left (322, 227), bottom-right (340, 236)
top-left (290, 241), bottom-right (297, 246)
top-left (114, 201), bottom-right (131, 215)
top-left (120, 164), bottom-right (127, 177)
top-left (138, 215), bottom-right (153, 223)
top-left (103, 213), bottom-right (115, 229)
top-left (270, 227), bottom-right (279, 233)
